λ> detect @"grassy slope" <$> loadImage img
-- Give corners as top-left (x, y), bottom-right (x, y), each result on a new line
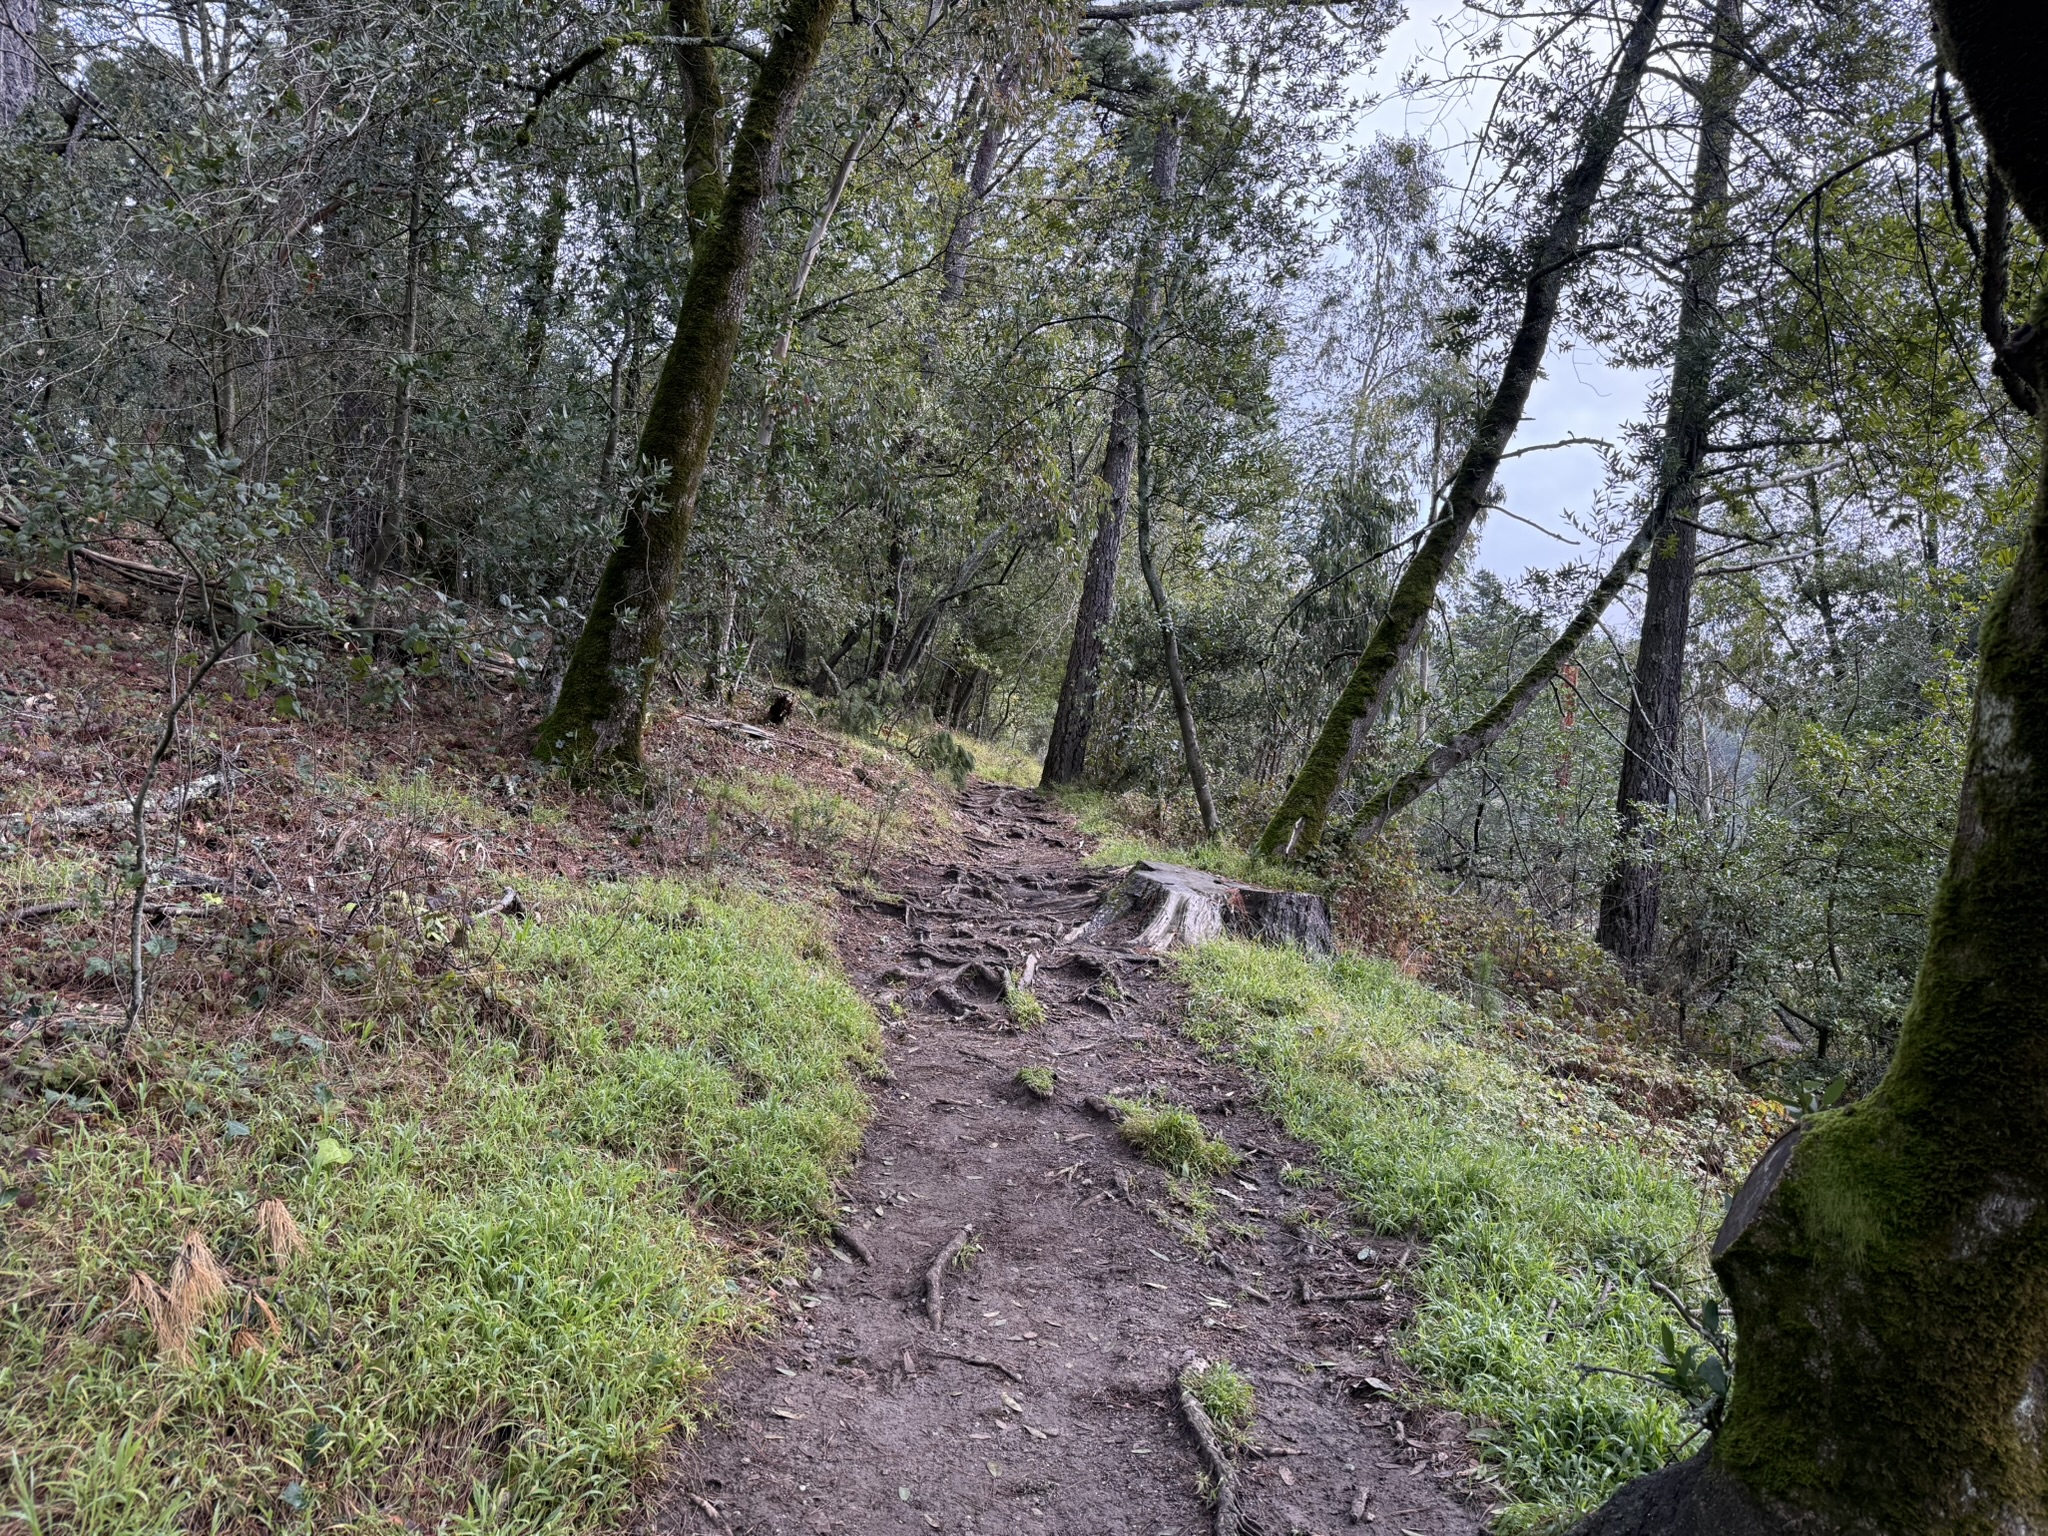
top-left (2, 880), bottom-right (877, 1535)
top-left (1056, 790), bottom-right (1779, 1529)
top-left (0, 600), bottom-right (936, 1536)
top-left (1181, 945), bottom-right (1745, 1528)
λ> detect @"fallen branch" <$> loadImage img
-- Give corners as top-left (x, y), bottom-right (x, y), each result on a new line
top-left (831, 1222), bottom-right (874, 1264)
top-left (3, 770), bottom-right (230, 838)
top-left (924, 1345), bottom-right (1022, 1383)
top-left (1177, 1371), bottom-right (1243, 1536)
top-left (3, 900), bottom-right (82, 925)
top-left (924, 1225), bottom-right (974, 1326)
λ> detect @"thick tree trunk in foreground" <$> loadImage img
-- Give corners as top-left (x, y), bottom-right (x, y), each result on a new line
top-left (1041, 117), bottom-right (1183, 787)
top-left (1254, 0), bottom-right (1667, 858)
top-left (1576, 7), bottom-right (2048, 1530)
top-left (1592, 0), bottom-right (1739, 974)
top-left (535, 0), bottom-right (838, 776)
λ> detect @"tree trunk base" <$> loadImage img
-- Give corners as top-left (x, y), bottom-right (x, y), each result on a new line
top-left (1570, 1454), bottom-right (1844, 1536)
top-left (1068, 861), bottom-right (1333, 957)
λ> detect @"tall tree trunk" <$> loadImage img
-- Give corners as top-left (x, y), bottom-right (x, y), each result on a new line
top-left (1041, 115), bottom-right (1183, 787)
top-left (368, 139), bottom-right (430, 629)
top-left (536, 0), bottom-right (840, 775)
top-left (1357, 0), bottom-right (1743, 853)
top-left (1595, 0), bottom-right (1749, 969)
top-left (1253, 0), bottom-right (1667, 858)
top-left (1133, 379), bottom-right (1218, 836)
top-left (513, 167), bottom-right (571, 444)
top-left (1574, 5), bottom-right (2048, 1531)
top-left (940, 106), bottom-right (1008, 304)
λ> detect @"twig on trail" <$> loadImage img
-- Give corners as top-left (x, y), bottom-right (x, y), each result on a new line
top-left (925, 1345), bottom-right (1023, 1383)
top-left (831, 1222), bottom-right (874, 1264)
top-left (1177, 1372), bottom-right (1242, 1536)
top-left (924, 1225), bottom-right (974, 1326)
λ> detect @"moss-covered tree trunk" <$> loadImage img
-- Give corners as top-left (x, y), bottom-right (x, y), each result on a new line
top-left (1041, 115), bottom-right (1183, 788)
top-left (1574, 7), bottom-right (2048, 1530)
top-left (535, 0), bottom-right (838, 776)
top-left (1252, 0), bottom-right (1666, 859)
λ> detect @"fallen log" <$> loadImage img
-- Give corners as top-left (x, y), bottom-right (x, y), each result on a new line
top-left (3, 770), bottom-right (231, 839)
top-left (1063, 861), bottom-right (1333, 957)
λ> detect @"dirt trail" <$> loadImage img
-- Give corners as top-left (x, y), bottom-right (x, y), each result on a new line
top-left (649, 784), bottom-right (1491, 1536)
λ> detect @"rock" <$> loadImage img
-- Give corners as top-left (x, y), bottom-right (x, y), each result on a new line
top-left (1067, 861), bottom-right (1334, 957)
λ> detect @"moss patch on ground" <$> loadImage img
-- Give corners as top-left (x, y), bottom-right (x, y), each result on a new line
top-left (1, 878), bottom-right (877, 1536)
top-left (1177, 941), bottom-right (1774, 1530)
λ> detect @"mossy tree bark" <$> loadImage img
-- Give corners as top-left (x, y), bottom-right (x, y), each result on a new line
top-left (1041, 114), bottom-right (1183, 788)
top-left (535, 0), bottom-right (837, 777)
top-left (1252, 0), bottom-right (1667, 859)
top-left (1574, 7), bottom-right (2048, 1530)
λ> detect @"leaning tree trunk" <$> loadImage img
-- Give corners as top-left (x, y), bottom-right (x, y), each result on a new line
top-left (1355, 0), bottom-right (1743, 852)
top-left (1041, 114), bottom-right (1183, 787)
top-left (1133, 380), bottom-right (1218, 836)
top-left (1574, 5), bottom-right (2048, 1531)
top-left (1253, 0), bottom-right (1667, 859)
top-left (535, 0), bottom-right (839, 776)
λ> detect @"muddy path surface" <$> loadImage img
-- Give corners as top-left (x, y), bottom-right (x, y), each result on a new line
top-left (647, 784), bottom-right (1493, 1536)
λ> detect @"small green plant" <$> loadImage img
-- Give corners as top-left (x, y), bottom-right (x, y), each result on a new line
top-left (915, 726), bottom-right (976, 787)
top-left (1182, 1359), bottom-right (1255, 1444)
top-left (1005, 980), bottom-right (1047, 1030)
top-left (1016, 1064), bottom-right (1055, 1099)
top-left (1114, 1101), bottom-right (1239, 1176)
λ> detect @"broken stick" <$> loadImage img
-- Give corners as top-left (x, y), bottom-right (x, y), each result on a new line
top-left (831, 1222), bottom-right (875, 1265)
top-left (1177, 1372), bottom-right (1242, 1536)
top-left (924, 1225), bottom-right (974, 1326)
top-left (925, 1345), bottom-right (1023, 1383)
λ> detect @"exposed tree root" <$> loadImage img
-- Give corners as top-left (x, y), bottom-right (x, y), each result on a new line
top-left (1177, 1374), bottom-right (1243, 1536)
top-left (830, 1222), bottom-right (874, 1265)
top-left (923, 1225), bottom-right (974, 1326)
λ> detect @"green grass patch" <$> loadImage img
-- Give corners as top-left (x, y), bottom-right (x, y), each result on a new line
top-left (1113, 1100), bottom-right (1240, 1177)
top-left (1, 878), bottom-right (878, 1535)
top-left (1016, 1065), bottom-right (1055, 1099)
top-left (1181, 1358), bottom-right (1255, 1444)
top-left (1004, 982), bottom-right (1046, 1030)
top-left (1177, 942), bottom-right (1717, 1530)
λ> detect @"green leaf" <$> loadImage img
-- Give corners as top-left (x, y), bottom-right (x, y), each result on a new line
top-left (311, 1137), bottom-right (353, 1172)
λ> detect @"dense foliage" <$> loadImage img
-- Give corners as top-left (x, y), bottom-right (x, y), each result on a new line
top-left (2, 0), bottom-right (2036, 1083)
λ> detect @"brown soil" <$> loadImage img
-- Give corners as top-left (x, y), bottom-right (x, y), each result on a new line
top-left (646, 782), bottom-right (1494, 1536)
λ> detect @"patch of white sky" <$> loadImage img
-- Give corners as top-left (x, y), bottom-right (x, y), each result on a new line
top-left (1336, 0), bottom-right (1658, 581)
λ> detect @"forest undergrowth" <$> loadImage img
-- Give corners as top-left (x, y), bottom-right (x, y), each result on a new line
top-left (6, 591), bottom-right (1787, 1534)
top-left (1068, 791), bottom-right (1786, 1528)
top-left (0, 596), bottom-right (944, 1535)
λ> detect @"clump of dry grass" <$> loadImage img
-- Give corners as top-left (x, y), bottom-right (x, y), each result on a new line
top-left (254, 1197), bottom-right (307, 1270)
top-left (120, 1230), bottom-right (232, 1364)
top-left (119, 1272), bottom-right (189, 1364)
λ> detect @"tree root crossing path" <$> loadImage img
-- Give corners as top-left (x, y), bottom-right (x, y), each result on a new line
top-left (651, 784), bottom-right (1490, 1536)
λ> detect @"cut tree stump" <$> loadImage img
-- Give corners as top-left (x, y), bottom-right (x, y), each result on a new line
top-left (1065, 861), bottom-right (1333, 957)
